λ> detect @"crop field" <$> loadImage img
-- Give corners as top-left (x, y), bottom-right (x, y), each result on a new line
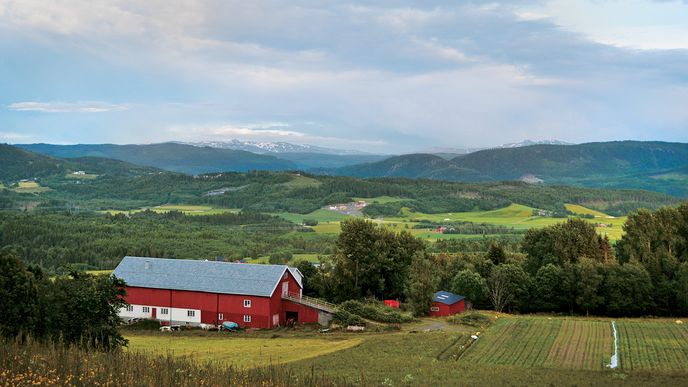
top-left (12, 181), bottom-right (51, 193)
top-left (125, 333), bottom-right (361, 368)
top-left (461, 317), bottom-right (612, 370)
top-left (617, 320), bottom-right (688, 371)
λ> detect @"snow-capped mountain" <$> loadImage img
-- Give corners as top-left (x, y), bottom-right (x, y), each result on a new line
top-left (421, 140), bottom-right (573, 156)
top-left (182, 140), bottom-right (371, 155)
top-left (498, 139), bottom-right (573, 148)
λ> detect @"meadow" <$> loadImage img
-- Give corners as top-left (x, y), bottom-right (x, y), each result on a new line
top-left (11, 181), bottom-right (51, 193)
top-left (274, 200), bottom-right (628, 241)
top-left (101, 204), bottom-right (240, 216)
top-left (117, 314), bottom-right (688, 386)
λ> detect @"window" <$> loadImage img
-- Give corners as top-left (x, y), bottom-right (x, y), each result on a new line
top-left (430, 306), bottom-right (440, 312)
top-left (243, 315), bottom-right (251, 323)
top-left (126, 305), bottom-right (134, 312)
top-left (218, 313), bottom-right (224, 321)
top-left (187, 310), bottom-right (195, 317)
top-left (142, 306), bottom-right (150, 313)
top-left (244, 299), bottom-right (251, 308)
top-left (160, 308), bottom-right (169, 315)
top-left (283, 273), bottom-right (288, 279)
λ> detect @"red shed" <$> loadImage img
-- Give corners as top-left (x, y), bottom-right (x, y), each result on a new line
top-left (113, 256), bottom-right (331, 329)
top-left (429, 291), bottom-right (465, 317)
top-left (384, 300), bottom-right (400, 308)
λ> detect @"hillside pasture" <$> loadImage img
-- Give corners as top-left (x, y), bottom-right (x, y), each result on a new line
top-left (65, 172), bottom-right (99, 180)
top-left (101, 204), bottom-right (240, 216)
top-left (12, 181), bottom-right (51, 193)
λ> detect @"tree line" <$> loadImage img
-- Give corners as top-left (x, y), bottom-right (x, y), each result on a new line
top-left (302, 203), bottom-right (688, 317)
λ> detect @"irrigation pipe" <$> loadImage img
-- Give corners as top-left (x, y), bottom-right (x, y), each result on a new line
top-left (608, 321), bottom-right (618, 369)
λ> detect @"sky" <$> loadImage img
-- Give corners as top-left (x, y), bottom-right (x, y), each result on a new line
top-left (1, 0), bottom-right (687, 153)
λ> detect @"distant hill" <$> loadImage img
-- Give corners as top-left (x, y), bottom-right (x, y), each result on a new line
top-left (0, 144), bottom-right (69, 181)
top-left (182, 139), bottom-right (372, 155)
top-left (334, 153), bottom-right (490, 181)
top-left (329, 141), bottom-right (688, 197)
top-left (0, 144), bottom-right (159, 181)
top-left (18, 143), bottom-right (298, 175)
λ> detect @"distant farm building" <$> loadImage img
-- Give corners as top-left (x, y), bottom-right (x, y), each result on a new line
top-left (113, 256), bottom-right (334, 328)
top-left (384, 300), bottom-right (400, 308)
top-left (429, 291), bottom-right (466, 317)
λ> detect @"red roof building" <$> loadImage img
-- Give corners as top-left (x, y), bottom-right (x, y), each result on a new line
top-left (113, 256), bottom-right (332, 329)
top-left (429, 291), bottom-right (466, 317)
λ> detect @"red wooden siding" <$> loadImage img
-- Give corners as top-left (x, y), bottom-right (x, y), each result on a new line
top-left (429, 299), bottom-right (465, 317)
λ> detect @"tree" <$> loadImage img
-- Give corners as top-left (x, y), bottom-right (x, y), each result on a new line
top-left (487, 242), bottom-right (507, 265)
top-left (406, 253), bottom-right (439, 316)
top-left (488, 264), bottom-right (531, 313)
top-left (330, 218), bottom-right (425, 301)
top-left (534, 264), bottom-right (573, 312)
top-left (451, 270), bottom-right (487, 309)
top-left (677, 262), bottom-right (688, 315)
top-left (574, 257), bottom-right (604, 316)
top-left (602, 261), bottom-right (654, 316)
top-left (0, 253), bottom-right (39, 339)
top-left (295, 259), bottom-right (319, 297)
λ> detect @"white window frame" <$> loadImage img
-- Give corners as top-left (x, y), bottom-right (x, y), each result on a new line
top-left (142, 306), bottom-right (150, 313)
top-left (244, 299), bottom-right (251, 308)
top-left (126, 305), bottom-right (134, 312)
top-left (243, 315), bottom-right (251, 323)
top-left (187, 310), bottom-right (195, 317)
top-left (218, 313), bottom-right (224, 321)
top-left (430, 306), bottom-right (440, 312)
top-left (160, 308), bottom-right (169, 315)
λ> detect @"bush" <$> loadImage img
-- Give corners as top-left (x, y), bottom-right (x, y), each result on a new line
top-left (268, 251), bottom-right (292, 264)
top-left (449, 312), bottom-right (491, 328)
top-left (121, 319), bottom-right (161, 331)
top-left (339, 300), bottom-right (414, 324)
top-left (332, 309), bottom-right (365, 326)
top-left (303, 219), bottom-right (319, 226)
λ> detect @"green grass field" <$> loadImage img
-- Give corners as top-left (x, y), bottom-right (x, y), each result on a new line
top-left (617, 320), bottom-right (688, 371)
top-left (101, 205), bottom-right (240, 216)
top-left (122, 315), bottom-right (688, 386)
top-left (65, 172), bottom-right (99, 180)
top-left (12, 181), bottom-right (51, 193)
top-left (125, 333), bottom-right (361, 368)
top-left (280, 174), bottom-right (322, 188)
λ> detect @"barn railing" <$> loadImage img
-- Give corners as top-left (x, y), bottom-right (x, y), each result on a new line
top-left (282, 292), bottom-right (337, 313)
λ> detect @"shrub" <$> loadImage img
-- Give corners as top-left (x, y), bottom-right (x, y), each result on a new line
top-left (339, 300), bottom-right (414, 324)
top-left (449, 312), bottom-right (492, 328)
top-left (332, 309), bottom-right (365, 326)
top-left (303, 219), bottom-right (319, 226)
top-left (121, 319), bottom-right (161, 331)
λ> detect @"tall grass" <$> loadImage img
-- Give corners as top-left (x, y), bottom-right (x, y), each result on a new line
top-left (0, 338), bottom-right (346, 386)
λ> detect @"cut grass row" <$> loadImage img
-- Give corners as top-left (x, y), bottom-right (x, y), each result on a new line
top-left (618, 321), bottom-right (688, 371)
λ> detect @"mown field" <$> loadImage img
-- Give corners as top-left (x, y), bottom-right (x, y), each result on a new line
top-left (12, 181), bottom-right (51, 193)
top-left (276, 200), bottom-right (628, 240)
top-left (121, 315), bottom-right (688, 385)
top-left (101, 204), bottom-right (241, 216)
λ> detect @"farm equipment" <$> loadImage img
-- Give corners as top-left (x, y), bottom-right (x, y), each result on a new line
top-left (221, 321), bottom-right (239, 332)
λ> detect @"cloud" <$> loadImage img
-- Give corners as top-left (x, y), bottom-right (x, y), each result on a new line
top-left (8, 101), bottom-right (127, 113)
top-left (168, 122), bottom-right (387, 147)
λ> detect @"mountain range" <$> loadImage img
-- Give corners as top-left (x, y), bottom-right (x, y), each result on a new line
top-left (9, 140), bottom-right (688, 197)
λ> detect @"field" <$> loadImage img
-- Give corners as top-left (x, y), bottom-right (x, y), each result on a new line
top-left (280, 201), bottom-right (628, 240)
top-left (280, 174), bottom-right (322, 188)
top-left (102, 204), bottom-right (240, 216)
top-left (249, 253), bottom-right (326, 264)
top-left (125, 333), bottom-right (362, 368)
top-left (120, 315), bottom-right (688, 386)
top-left (12, 181), bottom-right (51, 193)
top-left (617, 320), bottom-right (688, 370)
top-left (65, 172), bottom-right (99, 180)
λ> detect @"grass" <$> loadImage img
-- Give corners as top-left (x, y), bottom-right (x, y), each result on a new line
top-left (114, 315), bottom-right (688, 386)
top-left (280, 174), bottom-right (322, 188)
top-left (65, 172), bottom-right (99, 180)
top-left (100, 205), bottom-right (240, 216)
top-left (125, 333), bottom-right (362, 368)
top-left (249, 253), bottom-right (327, 264)
top-left (617, 320), bottom-right (688, 371)
top-left (85, 269), bottom-right (113, 276)
top-left (12, 181), bottom-right (51, 193)
top-left (273, 209), bottom-right (348, 224)
top-left (352, 196), bottom-right (405, 204)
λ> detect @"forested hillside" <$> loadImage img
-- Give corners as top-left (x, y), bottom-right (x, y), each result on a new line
top-left (18, 143), bottom-right (297, 174)
top-left (329, 141), bottom-right (688, 196)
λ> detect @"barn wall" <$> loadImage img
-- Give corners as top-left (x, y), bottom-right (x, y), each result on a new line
top-left (282, 300), bottom-right (320, 324)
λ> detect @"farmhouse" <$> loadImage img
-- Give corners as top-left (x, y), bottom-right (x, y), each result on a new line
top-left (429, 291), bottom-right (466, 317)
top-left (113, 256), bottom-right (334, 328)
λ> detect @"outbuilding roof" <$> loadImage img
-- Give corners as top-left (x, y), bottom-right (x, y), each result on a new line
top-left (433, 291), bottom-right (465, 305)
top-left (113, 256), bottom-right (294, 297)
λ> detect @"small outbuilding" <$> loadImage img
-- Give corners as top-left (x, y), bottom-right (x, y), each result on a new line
top-left (429, 291), bottom-right (465, 317)
top-left (384, 300), bottom-right (400, 309)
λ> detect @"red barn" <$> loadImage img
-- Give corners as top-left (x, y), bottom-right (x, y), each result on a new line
top-left (429, 291), bottom-right (465, 317)
top-left (113, 256), bottom-right (333, 328)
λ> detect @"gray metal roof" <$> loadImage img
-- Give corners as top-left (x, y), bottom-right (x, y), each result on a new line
top-left (433, 291), bottom-right (465, 305)
top-left (113, 256), bottom-right (291, 297)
